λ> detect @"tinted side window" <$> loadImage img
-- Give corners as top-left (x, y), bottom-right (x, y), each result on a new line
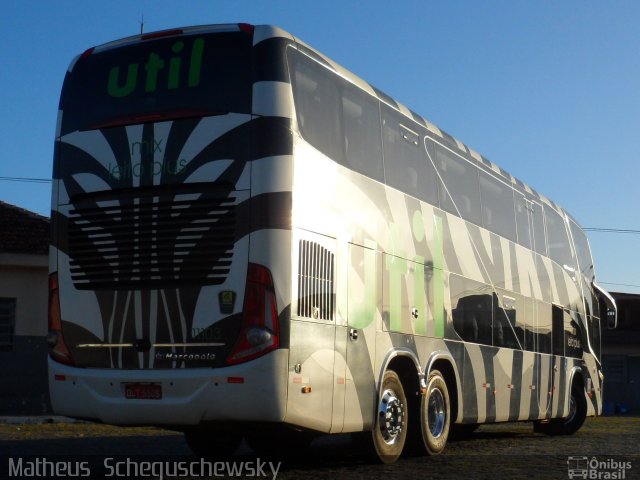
top-left (515, 194), bottom-right (532, 250)
top-left (383, 106), bottom-right (438, 204)
top-left (430, 141), bottom-right (482, 225)
top-left (289, 51), bottom-right (343, 164)
top-left (531, 201), bottom-right (547, 256)
top-left (545, 208), bottom-right (574, 268)
top-left (494, 291), bottom-right (523, 349)
top-left (536, 301), bottom-right (552, 354)
top-left (588, 315), bottom-right (601, 360)
top-left (479, 172), bottom-right (517, 241)
top-left (288, 49), bottom-right (384, 182)
top-left (450, 275), bottom-right (493, 345)
top-left (342, 85), bottom-right (384, 182)
top-left (569, 220), bottom-right (595, 282)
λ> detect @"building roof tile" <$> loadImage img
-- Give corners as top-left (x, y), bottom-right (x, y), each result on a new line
top-left (0, 201), bottom-right (49, 255)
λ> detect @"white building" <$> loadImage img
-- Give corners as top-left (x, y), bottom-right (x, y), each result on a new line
top-left (0, 201), bottom-right (49, 414)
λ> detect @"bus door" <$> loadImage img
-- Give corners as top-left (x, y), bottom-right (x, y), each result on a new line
top-left (550, 304), bottom-right (566, 417)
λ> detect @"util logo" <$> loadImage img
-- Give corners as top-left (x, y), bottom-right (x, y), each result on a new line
top-left (107, 38), bottom-right (204, 98)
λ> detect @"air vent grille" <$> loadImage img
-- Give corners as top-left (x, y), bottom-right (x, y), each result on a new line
top-left (297, 240), bottom-right (335, 320)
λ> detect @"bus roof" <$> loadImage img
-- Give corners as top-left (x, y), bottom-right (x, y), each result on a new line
top-left (70, 22), bottom-right (572, 224)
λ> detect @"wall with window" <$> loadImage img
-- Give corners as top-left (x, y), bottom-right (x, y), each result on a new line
top-left (0, 254), bottom-right (49, 414)
top-left (602, 293), bottom-right (640, 414)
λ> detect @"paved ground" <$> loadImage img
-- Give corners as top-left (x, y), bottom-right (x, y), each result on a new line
top-left (1, 417), bottom-right (638, 479)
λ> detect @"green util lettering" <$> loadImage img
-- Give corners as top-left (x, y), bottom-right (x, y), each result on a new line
top-left (188, 38), bottom-right (204, 87)
top-left (349, 246), bottom-right (377, 329)
top-left (108, 64), bottom-right (138, 98)
top-left (433, 214), bottom-right (445, 338)
top-left (386, 254), bottom-right (407, 332)
top-left (168, 41), bottom-right (184, 89)
top-left (387, 223), bottom-right (408, 332)
top-left (145, 53), bottom-right (165, 92)
top-left (413, 255), bottom-right (426, 335)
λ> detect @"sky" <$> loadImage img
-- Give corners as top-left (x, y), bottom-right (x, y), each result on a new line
top-left (1, 1), bottom-right (639, 294)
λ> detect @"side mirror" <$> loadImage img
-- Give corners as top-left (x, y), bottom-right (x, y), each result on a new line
top-left (606, 308), bottom-right (617, 330)
top-left (593, 281), bottom-right (617, 329)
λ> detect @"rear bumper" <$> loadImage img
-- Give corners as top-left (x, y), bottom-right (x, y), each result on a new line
top-left (48, 349), bottom-right (288, 425)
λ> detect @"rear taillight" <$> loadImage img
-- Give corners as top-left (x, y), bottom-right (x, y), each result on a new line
top-left (48, 273), bottom-right (74, 365)
top-left (238, 23), bottom-right (255, 35)
top-left (227, 263), bottom-right (279, 365)
top-left (141, 28), bottom-right (184, 40)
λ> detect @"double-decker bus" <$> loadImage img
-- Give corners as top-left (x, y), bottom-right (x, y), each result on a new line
top-left (48, 23), bottom-right (617, 463)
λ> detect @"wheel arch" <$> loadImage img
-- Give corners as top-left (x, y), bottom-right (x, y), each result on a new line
top-left (378, 348), bottom-right (424, 394)
top-left (568, 365), bottom-right (585, 391)
top-left (425, 351), bottom-right (462, 424)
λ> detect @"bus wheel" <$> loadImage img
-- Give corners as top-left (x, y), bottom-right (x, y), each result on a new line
top-left (534, 383), bottom-right (587, 436)
top-left (421, 369), bottom-right (450, 455)
top-left (371, 370), bottom-right (408, 463)
top-left (184, 429), bottom-right (243, 458)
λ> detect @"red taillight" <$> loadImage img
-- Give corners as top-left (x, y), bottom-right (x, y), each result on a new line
top-left (48, 273), bottom-right (74, 366)
top-left (79, 47), bottom-right (95, 60)
top-left (227, 264), bottom-right (279, 365)
top-left (141, 28), bottom-right (184, 40)
top-left (238, 23), bottom-right (255, 35)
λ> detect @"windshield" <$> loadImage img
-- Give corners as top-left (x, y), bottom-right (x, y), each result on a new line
top-left (59, 31), bottom-right (252, 135)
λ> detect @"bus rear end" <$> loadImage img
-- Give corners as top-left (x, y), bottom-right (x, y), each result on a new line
top-left (48, 24), bottom-right (292, 434)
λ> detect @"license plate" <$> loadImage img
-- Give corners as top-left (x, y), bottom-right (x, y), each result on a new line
top-left (124, 383), bottom-right (162, 400)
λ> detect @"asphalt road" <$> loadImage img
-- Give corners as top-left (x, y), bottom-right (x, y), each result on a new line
top-left (1, 417), bottom-right (639, 479)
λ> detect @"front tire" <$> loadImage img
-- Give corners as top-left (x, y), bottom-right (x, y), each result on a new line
top-left (534, 383), bottom-right (587, 436)
top-left (421, 369), bottom-right (450, 455)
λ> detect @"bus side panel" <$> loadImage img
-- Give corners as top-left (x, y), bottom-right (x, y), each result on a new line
top-left (285, 320), bottom-right (335, 432)
top-left (583, 354), bottom-right (602, 416)
top-left (340, 242), bottom-right (380, 432)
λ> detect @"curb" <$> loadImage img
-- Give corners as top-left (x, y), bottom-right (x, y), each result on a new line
top-left (0, 416), bottom-right (90, 425)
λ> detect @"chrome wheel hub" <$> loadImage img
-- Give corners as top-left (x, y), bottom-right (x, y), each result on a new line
top-left (378, 389), bottom-right (404, 444)
top-left (428, 387), bottom-right (446, 438)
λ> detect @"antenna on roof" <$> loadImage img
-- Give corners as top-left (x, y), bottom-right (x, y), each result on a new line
top-left (139, 14), bottom-right (144, 34)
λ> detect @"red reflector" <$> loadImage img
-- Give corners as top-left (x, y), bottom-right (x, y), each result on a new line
top-left (227, 376), bottom-right (245, 384)
top-left (142, 28), bottom-right (183, 40)
top-left (54, 375), bottom-right (66, 381)
top-left (79, 47), bottom-right (95, 60)
top-left (238, 23), bottom-right (255, 35)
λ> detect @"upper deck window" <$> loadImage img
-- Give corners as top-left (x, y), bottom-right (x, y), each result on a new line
top-left (570, 219), bottom-right (596, 283)
top-left (478, 171), bottom-right (517, 242)
top-left (60, 32), bottom-right (253, 134)
top-left (545, 207), bottom-right (575, 269)
top-left (288, 49), bottom-right (384, 182)
top-left (382, 105), bottom-right (439, 204)
top-left (428, 140), bottom-right (482, 226)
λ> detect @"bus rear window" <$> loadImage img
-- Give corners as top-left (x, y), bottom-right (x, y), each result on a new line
top-left (59, 32), bottom-right (252, 135)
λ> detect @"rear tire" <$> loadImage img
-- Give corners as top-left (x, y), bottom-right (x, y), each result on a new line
top-left (184, 429), bottom-right (243, 458)
top-left (368, 370), bottom-right (408, 463)
top-left (420, 369), bottom-right (450, 455)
